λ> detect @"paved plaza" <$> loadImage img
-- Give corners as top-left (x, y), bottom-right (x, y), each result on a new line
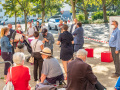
top-left (0, 24), bottom-right (118, 90)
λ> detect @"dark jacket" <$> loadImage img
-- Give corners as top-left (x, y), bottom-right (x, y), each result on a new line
top-left (67, 58), bottom-right (97, 90)
top-left (35, 25), bottom-right (41, 31)
top-left (72, 27), bottom-right (84, 45)
top-left (7, 29), bottom-right (14, 40)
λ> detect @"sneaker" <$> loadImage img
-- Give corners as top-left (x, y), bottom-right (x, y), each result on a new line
top-left (36, 81), bottom-right (39, 84)
top-left (111, 74), bottom-right (119, 78)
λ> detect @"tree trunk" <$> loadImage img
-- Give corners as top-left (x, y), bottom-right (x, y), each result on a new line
top-left (70, 0), bottom-right (76, 20)
top-left (102, 0), bottom-right (108, 22)
top-left (24, 11), bottom-right (27, 31)
top-left (15, 12), bottom-right (17, 29)
top-left (51, 12), bottom-right (52, 16)
top-left (84, 10), bottom-right (88, 20)
top-left (41, 0), bottom-right (45, 23)
top-left (42, 10), bottom-right (45, 23)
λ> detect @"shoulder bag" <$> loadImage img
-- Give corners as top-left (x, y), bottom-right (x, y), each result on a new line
top-left (29, 40), bottom-right (38, 64)
top-left (3, 67), bottom-right (14, 90)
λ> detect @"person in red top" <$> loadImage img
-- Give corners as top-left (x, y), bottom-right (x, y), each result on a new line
top-left (58, 20), bottom-right (63, 34)
top-left (6, 52), bottom-right (31, 90)
top-left (11, 24), bottom-right (25, 52)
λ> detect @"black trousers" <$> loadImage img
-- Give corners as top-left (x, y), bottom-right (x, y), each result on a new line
top-left (33, 53), bottom-right (43, 81)
top-left (1, 52), bottom-right (12, 75)
top-left (111, 47), bottom-right (120, 75)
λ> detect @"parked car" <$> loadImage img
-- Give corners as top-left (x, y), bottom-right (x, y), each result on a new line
top-left (37, 19), bottom-right (42, 25)
top-left (1, 18), bottom-right (22, 25)
top-left (48, 18), bottom-right (60, 30)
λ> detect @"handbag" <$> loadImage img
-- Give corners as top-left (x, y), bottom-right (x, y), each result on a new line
top-left (29, 40), bottom-right (38, 64)
top-left (3, 67), bottom-right (14, 90)
top-left (35, 83), bottom-right (57, 90)
top-left (95, 81), bottom-right (106, 90)
top-left (17, 39), bottom-right (24, 49)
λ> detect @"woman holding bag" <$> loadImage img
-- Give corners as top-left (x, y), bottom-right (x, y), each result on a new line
top-left (1, 27), bottom-right (12, 81)
top-left (31, 31), bottom-right (44, 82)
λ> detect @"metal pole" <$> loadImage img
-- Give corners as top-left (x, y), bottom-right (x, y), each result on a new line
top-left (0, 61), bottom-right (12, 66)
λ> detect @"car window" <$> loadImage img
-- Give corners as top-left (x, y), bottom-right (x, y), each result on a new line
top-left (49, 19), bottom-right (54, 22)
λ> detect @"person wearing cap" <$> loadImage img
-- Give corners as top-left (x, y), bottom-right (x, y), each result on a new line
top-left (40, 47), bottom-right (64, 84)
top-left (39, 28), bottom-right (54, 54)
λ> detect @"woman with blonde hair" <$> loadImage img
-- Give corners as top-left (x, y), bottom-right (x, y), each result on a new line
top-left (1, 27), bottom-right (12, 80)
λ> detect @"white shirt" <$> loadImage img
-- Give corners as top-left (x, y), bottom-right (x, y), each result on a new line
top-left (31, 39), bottom-right (43, 52)
top-left (68, 24), bottom-right (76, 33)
top-left (41, 26), bottom-right (48, 30)
top-left (72, 24), bottom-right (76, 33)
top-left (27, 26), bottom-right (36, 36)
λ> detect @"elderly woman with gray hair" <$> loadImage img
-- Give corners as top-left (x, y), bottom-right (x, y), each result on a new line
top-left (6, 52), bottom-right (31, 90)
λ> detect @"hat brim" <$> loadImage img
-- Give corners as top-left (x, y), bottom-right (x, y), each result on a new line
top-left (40, 52), bottom-right (52, 56)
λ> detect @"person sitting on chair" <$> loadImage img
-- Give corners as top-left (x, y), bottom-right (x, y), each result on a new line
top-left (40, 47), bottom-right (64, 84)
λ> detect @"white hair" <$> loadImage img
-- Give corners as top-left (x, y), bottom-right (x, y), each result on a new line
top-left (76, 49), bottom-right (88, 57)
top-left (13, 52), bottom-right (25, 65)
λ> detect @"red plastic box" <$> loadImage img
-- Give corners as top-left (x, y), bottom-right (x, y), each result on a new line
top-left (101, 51), bottom-right (113, 62)
top-left (85, 48), bottom-right (94, 57)
top-left (0, 49), bottom-right (1, 56)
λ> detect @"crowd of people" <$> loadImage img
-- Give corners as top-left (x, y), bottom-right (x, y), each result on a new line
top-left (2, 19), bottom-right (119, 90)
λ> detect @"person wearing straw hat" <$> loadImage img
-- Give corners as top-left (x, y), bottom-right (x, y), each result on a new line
top-left (40, 47), bottom-right (64, 84)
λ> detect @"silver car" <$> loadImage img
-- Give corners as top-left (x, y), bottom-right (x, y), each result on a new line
top-left (48, 18), bottom-right (60, 30)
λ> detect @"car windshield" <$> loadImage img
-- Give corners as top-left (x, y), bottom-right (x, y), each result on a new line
top-left (55, 19), bottom-right (60, 22)
top-left (51, 16), bottom-right (61, 18)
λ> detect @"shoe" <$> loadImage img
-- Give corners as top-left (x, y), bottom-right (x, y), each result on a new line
top-left (36, 81), bottom-right (39, 84)
top-left (4, 79), bottom-right (6, 82)
top-left (34, 80), bottom-right (39, 84)
top-left (64, 77), bottom-right (67, 80)
top-left (111, 74), bottom-right (119, 78)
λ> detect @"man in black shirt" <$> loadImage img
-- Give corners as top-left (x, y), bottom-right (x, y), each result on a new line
top-left (35, 21), bottom-right (41, 31)
top-left (7, 24), bottom-right (14, 40)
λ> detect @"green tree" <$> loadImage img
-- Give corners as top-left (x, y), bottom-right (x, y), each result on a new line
top-left (96, 0), bottom-right (116, 22)
top-left (76, 0), bottom-right (96, 20)
top-left (32, 0), bottom-right (64, 23)
top-left (16, 0), bottom-right (33, 31)
top-left (2, 0), bottom-right (21, 28)
top-left (65, 0), bottom-right (77, 19)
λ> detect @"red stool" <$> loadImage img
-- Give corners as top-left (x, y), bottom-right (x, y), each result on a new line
top-left (85, 48), bottom-right (94, 57)
top-left (0, 49), bottom-right (1, 56)
top-left (101, 51), bottom-right (113, 62)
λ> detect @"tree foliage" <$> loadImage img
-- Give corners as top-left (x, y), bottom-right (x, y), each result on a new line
top-left (16, 0), bottom-right (34, 31)
top-left (31, 0), bottom-right (64, 22)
